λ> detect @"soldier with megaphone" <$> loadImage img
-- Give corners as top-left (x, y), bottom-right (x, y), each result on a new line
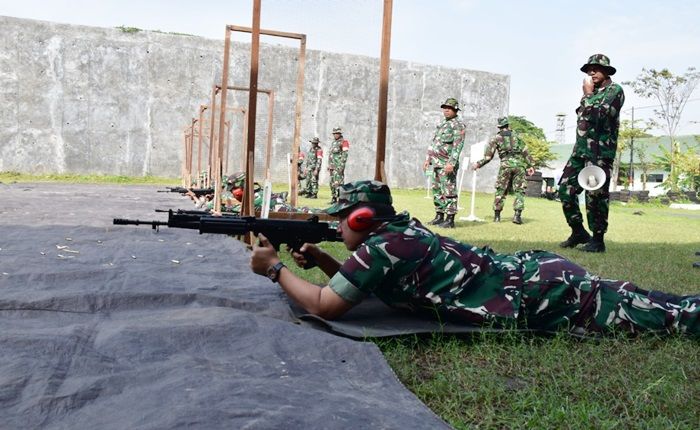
top-left (558, 54), bottom-right (625, 253)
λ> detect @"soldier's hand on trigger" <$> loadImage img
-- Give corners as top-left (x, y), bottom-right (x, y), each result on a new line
top-left (472, 162), bottom-right (479, 170)
top-left (288, 243), bottom-right (320, 269)
top-left (527, 167), bottom-right (535, 176)
top-left (445, 163), bottom-right (454, 174)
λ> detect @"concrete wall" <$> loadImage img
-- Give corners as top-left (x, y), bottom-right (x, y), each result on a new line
top-left (0, 15), bottom-right (509, 191)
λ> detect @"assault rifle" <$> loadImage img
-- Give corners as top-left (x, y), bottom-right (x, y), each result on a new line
top-left (113, 210), bottom-right (342, 268)
top-left (158, 187), bottom-right (214, 196)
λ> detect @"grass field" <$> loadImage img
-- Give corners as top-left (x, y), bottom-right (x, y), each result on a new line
top-left (5, 173), bottom-right (699, 428)
top-left (293, 186), bottom-right (700, 429)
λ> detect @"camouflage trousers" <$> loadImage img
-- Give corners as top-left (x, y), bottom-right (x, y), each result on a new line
top-left (558, 156), bottom-right (613, 234)
top-left (518, 251), bottom-right (699, 336)
top-left (303, 172), bottom-right (320, 197)
top-left (329, 168), bottom-right (345, 202)
top-left (494, 165), bottom-right (527, 212)
top-left (430, 166), bottom-right (459, 215)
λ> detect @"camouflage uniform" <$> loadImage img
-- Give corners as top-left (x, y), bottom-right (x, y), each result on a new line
top-left (303, 138), bottom-right (323, 198)
top-left (325, 181), bottom-right (699, 336)
top-left (327, 127), bottom-right (350, 203)
top-left (476, 118), bottom-right (534, 213)
top-left (425, 98), bottom-right (466, 217)
top-left (559, 54), bottom-right (625, 243)
top-left (297, 151), bottom-right (306, 184)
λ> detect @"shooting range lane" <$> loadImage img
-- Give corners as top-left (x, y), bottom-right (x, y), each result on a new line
top-left (0, 183), bottom-right (449, 429)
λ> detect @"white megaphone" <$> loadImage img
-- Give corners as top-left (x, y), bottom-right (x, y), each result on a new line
top-left (578, 165), bottom-right (606, 191)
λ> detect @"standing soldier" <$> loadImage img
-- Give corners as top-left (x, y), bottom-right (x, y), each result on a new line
top-left (296, 150), bottom-right (307, 196)
top-left (558, 54), bottom-right (625, 253)
top-left (303, 137), bottom-right (323, 199)
top-left (327, 127), bottom-right (350, 204)
top-left (473, 117), bottom-right (535, 224)
top-left (422, 97), bottom-right (466, 228)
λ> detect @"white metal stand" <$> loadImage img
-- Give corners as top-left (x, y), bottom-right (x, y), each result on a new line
top-left (459, 169), bottom-right (483, 222)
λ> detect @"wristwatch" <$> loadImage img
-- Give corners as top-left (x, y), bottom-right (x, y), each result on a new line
top-left (266, 262), bottom-right (286, 283)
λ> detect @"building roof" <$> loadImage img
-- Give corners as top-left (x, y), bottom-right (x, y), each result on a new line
top-left (548, 135), bottom-right (700, 165)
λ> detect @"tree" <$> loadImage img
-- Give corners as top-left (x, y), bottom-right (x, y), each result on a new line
top-left (615, 119), bottom-right (653, 189)
top-left (507, 115), bottom-right (556, 170)
top-left (623, 67), bottom-right (700, 190)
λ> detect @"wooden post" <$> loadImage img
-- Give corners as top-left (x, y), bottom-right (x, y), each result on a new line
top-left (243, 0), bottom-right (262, 219)
top-left (375, 0), bottom-right (393, 182)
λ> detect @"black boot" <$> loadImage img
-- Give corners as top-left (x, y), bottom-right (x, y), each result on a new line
top-left (428, 213), bottom-right (444, 225)
top-left (299, 190), bottom-right (308, 196)
top-left (559, 224), bottom-right (591, 248)
top-left (512, 210), bottom-right (523, 225)
top-left (438, 214), bottom-right (455, 228)
top-left (493, 211), bottom-right (501, 222)
top-left (581, 232), bottom-right (605, 253)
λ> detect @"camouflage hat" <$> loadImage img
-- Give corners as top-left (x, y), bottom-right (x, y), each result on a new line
top-left (325, 180), bottom-right (392, 215)
top-left (309, 137), bottom-right (320, 144)
top-left (226, 171), bottom-right (245, 190)
top-left (332, 127), bottom-right (343, 134)
top-left (497, 116), bottom-right (509, 128)
top-left (580, 54), bottom-right (616, 75)
top-left (440, 97), bottom-right (460, 111)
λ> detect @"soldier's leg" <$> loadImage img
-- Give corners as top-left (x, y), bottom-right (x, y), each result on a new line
top-left (442, 168), bottom-right (459, 215)
top-left (512, 167), bottom-right (527, 212)
top-left (580, 159), bottom-right (613, 252)
top-left (436, 168), bottom-right (458, 228)
top-left (585, 158), bottom-right (613, 235)
top-left (558, 157), bottom-right (591, 247)
top-left (521, 252), bottom-right (700, 336)
top-left (430, 167), bottom-right (442, 211)
top-left (493, 167), bottom-right (508, 212)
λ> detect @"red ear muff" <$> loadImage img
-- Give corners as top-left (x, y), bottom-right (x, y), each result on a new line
top-left (232, 188), bottom-right (244, 201)
top-left (347, 206), bottom-right (377, 231)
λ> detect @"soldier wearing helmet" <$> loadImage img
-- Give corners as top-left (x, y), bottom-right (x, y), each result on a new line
top-left (422, 97), bottom-right (466, 228)
top-left (558, 54), bottom-right (625, 253)
top-left (473, 116), bottom-right (535, 224)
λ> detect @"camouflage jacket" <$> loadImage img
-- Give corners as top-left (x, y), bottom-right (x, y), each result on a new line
top-left (305, 145), bottom-right (323, 175)
top-left (574, 81), bottom-right (625, 160)
top-left (426, 115), bottom-right (466, 168)
top-left (328, 137), bottom-right (349, 172)
top-left (476, 130), bottom-right (534, 169)
top-left (328, 214), bottom-right (523, 326)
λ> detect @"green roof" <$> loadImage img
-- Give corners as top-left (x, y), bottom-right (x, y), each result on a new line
top-left (619, 135), bottom-right (700, 163)
top-left (548, 135), bottom-right (700, 164)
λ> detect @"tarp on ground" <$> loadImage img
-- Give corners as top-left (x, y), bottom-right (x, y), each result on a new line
top-left (0, 183), bottom-right (450, 429)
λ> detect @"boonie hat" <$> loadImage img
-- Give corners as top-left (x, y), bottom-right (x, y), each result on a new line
top-left (580, 54), bottom-right (616, 75)
top-left (440, 97), bottom-right (460, 111)
top-left (332, 127), bottom-right (343, 134)
top-left (497, 116), bottom-right (509, 128)
top-left (309, 137), bottom-right (320, 144)
top-left (325, 180), bottom-right (392, 215)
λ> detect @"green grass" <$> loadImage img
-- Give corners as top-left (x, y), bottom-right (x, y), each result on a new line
top-left (8, 174), bottom-right (698, 427)
top-left (288, 186), bottom-right (700, 429)
top-left (0, 171), bottom-right (178, 185)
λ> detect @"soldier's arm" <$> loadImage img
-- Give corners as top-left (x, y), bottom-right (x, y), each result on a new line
top-left (448, 123), bottom-right (466, 167)
top-left (476, 138), bottom-right (498, 168)
top-left (340, 140), bottom-right (349, 167)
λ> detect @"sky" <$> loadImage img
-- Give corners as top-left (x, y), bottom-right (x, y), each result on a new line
top-left (2, 0), bottom-right (699, 144)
